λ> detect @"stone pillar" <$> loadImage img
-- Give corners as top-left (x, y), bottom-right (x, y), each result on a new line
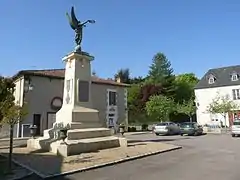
top-left (55, 51), bottom-right (101, 128)
top-left (62, 52), bottom-right (94, 108)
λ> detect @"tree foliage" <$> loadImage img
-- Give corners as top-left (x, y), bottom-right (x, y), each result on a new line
top-left (207, 95), bottom-right (238, 128)
top-left (116, 52), bottom-right (199, 124)
top-left (0, 77), bottom-right (15, 123)
top-left (207, 95), bottom-right (239, 116)
top-left (127, 84), bottom-right (141, 112)
top-left (0, 76), bottom-right (28, 125)
top-left (146, 95), bottom-right (175, 122)
top-left (174, 73), bottom-right (199, 102)
top-left (148, 53), bottom-right (173, 83)
top-left (139, 83), bottom-right (163, 103)
top-left (114, 68), bottom-right (130, 84)
top-left (147, 52), bottom-right (175, 97)
top-left (129, 76), bottom-right (145, 84)
top-left (1, 103), bottom-right (28, 125)
top-left (176, 99), bottom-right (197, 122)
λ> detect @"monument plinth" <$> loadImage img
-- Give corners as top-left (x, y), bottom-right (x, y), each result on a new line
top-left (56, 52), bottom-right (101, 129)
top-left (27, 51), bottom-right (127, 157)
top-left (27, 6), bottom-right (127, 157)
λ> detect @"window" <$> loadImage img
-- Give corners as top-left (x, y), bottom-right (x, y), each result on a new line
top-left (232, 89), bottom-right (240, 100)
top-left (231, 73), bottom-right (238, 81)
top-left (108, 91), bottom-right (117, 105)
top-left (208, 77), bottom-right (215, 84)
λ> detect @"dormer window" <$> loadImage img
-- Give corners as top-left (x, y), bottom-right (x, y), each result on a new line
top-left (208, 76), bottom-right (215, 84)
top-left (231, 72), bottom-right (238, 81)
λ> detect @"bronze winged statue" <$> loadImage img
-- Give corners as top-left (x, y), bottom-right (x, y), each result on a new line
top-left (66, 6), bottom-right (95, 52)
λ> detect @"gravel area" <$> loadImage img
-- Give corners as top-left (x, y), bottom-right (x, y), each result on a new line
top-left (0, 142), bottom-right (180, 178)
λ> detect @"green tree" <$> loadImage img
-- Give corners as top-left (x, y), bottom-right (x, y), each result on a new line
top-left (127, 84), bottom-right (148, 123)
top-left (174, 73), bottom-right (199, 103)
top-left (147, 52), bottom-right (175, 97)
top-left (207, 95), bottom-right (239, 131)
top-left (0, 77), bottom-right (28, 172)
top-left (176, 99), bottom-right (197, 122)
top-left (0, 77), bottom-right (15, 123)
top-left (114, 68), bottom-right (130, 84)
top-left (1, 102), bottom-right (27, 172)
top-left (127, 84), bottom-right (141, 113)
top-left (145, 95), bottom-right (175, 122)
top-left (129, 76), bottom-right (145, 84)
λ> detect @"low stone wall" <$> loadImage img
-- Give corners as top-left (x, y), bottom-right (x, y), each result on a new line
top-left (128, 124), bottom-right (155, 132)
top-left (203, 127), bottom-right (222, 134)
top-left (0, 125), bottom-right (10, 139)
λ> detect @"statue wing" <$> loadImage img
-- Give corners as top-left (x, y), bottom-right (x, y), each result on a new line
top-left (66, 12), bottom-right (76, 30)
top-left (71, 7), bottom-right (79, 27)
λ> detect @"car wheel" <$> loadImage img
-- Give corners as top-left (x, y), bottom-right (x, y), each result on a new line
top-left (232, 134), bottom-right (235, 137)
top-left (194, 131), bottom-right (198, 136)
top-left (180, 133), bottom-right (183, 136)
top-left (155, 133), bottom-right (160, 136)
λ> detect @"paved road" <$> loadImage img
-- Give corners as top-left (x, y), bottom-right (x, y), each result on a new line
top-left (42, 134), bottom-right (240, 180)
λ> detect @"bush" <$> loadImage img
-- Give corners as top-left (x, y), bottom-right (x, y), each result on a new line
top-left (142, 124), bottom-right (148, 131)
top-left (128, 127), bottom-right (137, 132)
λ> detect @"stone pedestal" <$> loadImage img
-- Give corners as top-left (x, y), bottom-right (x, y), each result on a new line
top-left (27, 51), bottom-right (127, 157)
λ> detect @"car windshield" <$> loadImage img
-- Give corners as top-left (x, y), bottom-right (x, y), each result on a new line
top-left (157, 123), bottom-right (169, 126)
top-left (233, 121), bottom-right (240, 125)
top-left (180, 123), bottom-right (194, 128)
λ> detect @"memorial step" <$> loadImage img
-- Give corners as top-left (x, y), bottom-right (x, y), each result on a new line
top-left (62, 136), bottom-right (120, 156)
top-left (70, 122), bottom-right (102, 129)
top-left (67, 128), bottom-right (112, 140)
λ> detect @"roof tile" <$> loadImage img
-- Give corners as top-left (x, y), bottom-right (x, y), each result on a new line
top-left (195, 65), bottom-right (240, 89)
top-left (13, 69), bottom-right (129, 87)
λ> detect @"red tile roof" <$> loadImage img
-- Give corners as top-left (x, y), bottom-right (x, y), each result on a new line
top-left (13, 69), bottom-right (129, 87)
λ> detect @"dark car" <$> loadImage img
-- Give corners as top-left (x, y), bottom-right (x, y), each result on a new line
top-left (180, 122), bottom-right (203, 136)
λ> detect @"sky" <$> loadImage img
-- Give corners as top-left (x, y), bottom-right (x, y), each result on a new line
top-left (1, 0), bottom-right (240, 79)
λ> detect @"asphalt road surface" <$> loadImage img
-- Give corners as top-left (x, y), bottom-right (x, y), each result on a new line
top-left (36, 133), bottom-right (240, 180)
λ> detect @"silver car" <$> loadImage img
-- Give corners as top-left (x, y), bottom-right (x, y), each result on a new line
top-left (153, 122), bottom-right (180, 136)
top-left (231, 120), bottom-right (240, 137)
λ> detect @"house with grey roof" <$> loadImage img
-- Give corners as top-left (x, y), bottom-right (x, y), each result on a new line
top-left (194, 65), bottom-right (240, 127)
top-left (0, 69), bottom-right (129, 138)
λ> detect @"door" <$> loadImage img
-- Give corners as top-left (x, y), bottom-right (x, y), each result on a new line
top-left (33, 114), bottom-right (41, 136)
top-left (47, 113), bottom-right (56, 129)
top-left (106, 90), bottom-right (118, 129)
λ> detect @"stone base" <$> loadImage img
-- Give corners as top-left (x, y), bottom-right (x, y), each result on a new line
top-left (55, 106), bottom-right (102, 128)
top-left (27, 127), bottom-right (128, 157)
top-left (54, 136), bottom-right (122, 157)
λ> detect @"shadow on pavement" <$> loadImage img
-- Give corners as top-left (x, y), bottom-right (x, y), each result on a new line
top-left (127, 137), bottom-right (191, 143)
top-left (0, 150), bottom-right (73, 180)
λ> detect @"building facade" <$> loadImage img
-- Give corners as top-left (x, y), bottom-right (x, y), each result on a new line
top-left (195, 65), bottom-right (240, 127)
top-left (5, 69), bottom-right (129, 138)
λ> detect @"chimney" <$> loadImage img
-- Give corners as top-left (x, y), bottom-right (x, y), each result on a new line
top-left (116, 77), bottom-right (122, 83)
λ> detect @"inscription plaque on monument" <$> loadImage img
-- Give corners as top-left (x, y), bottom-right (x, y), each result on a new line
top-left (78, 80), bottom-right (89, 102)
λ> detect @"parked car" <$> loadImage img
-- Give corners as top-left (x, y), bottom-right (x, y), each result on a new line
top-left (153, 122), bottom-right (180, 136)
top-left (180, 122), bottom-right (203, 136)
top-left (231, 120), bottom-right (240, 137)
